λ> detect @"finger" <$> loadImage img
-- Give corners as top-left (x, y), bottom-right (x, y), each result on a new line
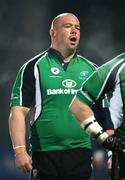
top-left (18, 163), bottom-right (32, 173)
top-left (21, 166), bottom-right (31, 173)
top-left (24, 162), bottom-right (32, 172)
top-left (23, 167), bottom-right (30, 173)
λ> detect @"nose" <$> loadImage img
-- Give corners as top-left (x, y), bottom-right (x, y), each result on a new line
top-left (71, 27), bottom-right (77, 34)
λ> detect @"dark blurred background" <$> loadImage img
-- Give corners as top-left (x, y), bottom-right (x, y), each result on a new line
top-left (1, 0), bottom-right (125, 179)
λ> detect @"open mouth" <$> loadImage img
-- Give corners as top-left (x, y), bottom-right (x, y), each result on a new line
top-left (70, 37), bottom-right (77, 42)
top-left (69, 37), bottom-right (77, 45)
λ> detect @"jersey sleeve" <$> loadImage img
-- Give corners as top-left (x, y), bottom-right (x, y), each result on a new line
top-left (76, 69), bottom-right (106, 106)
top-left (10, 61), bottom-right (35, 108)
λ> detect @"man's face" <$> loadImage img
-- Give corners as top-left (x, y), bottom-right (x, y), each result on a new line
top-left (53, 15), bottom-right (80, 51)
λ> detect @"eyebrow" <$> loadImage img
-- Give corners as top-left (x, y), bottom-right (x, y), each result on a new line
top-left (63, 23), bottom-right (80, 26)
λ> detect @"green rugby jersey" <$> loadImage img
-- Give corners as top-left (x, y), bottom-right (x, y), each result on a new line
top-left (10, 48), bottom-right (97, 152)
top-left (77, 53), bottom-right (125, 138)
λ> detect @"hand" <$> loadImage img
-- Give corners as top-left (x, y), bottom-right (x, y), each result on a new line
top-left (103, 134), bottom-right (125, 152)
top-left (15, 151), bottom-right (32, 173)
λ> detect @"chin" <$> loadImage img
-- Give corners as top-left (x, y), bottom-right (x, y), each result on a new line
top-left (69, 45), bottom-right (77, 51)
top-left (68, 47), bottom-right (76, 54)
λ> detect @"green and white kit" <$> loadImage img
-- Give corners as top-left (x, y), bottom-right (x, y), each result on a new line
top-left (10, 48), bottom-right (97, 152)
top-left (77, 53), bottom-right (125, 138)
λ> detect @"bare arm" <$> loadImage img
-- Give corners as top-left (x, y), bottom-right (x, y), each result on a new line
top-left (9, 106), bottom-right (29, 148)
top-left (9, 106), bottom-right (32, 172)
top-left (70, 97), bottom-right (114, 135)
top-left (70, 97), bottom-right (109, 143)
top-left (70, 96), bottom-right (125, 152)
top-left (70, 96), bottom-right (94, 123)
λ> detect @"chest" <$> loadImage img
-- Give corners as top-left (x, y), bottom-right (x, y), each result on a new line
top-left (36, 59), bottom-right (94, 95)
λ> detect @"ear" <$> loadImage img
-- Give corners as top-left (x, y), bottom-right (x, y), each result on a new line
top-left (49, 29), bottom-right (56, 38)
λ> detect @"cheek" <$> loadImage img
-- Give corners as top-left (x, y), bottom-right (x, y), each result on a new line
top-left (58, 32), bottom-right (68, 42)
top-left (78, 32), bottom-right (80, 40)
top-left (56, 29), bottom-right (69, 43)
top-left (60, 29), bottom-right (69, 37)
top-left (78, 35), bottom-right (80, 42)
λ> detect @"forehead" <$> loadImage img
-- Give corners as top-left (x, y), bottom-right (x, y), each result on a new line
top-left (57, 15), bottom-right (80, 26)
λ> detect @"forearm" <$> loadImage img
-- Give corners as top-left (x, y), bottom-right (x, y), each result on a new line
top-left (70, 98), bottom-right (125, 152)
top-left (9, 106), bottom-right (29, 151)
top-left (70, 97), bottom-right (108, 143)
top-left (9, 106), bottom-right (32, 172)
top-left (70, 96), bottom-right (94, 123)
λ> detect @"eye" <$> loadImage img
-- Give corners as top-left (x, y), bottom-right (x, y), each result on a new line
top-left (65, 24), bottom-right (72, 28)
top-left (76, 26), bottom-right (80, 31)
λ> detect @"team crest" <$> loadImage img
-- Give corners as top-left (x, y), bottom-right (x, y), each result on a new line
top-left (79, 71), bottom-right (89, 80)
top-left (51, 67), bottom-right (60, 75)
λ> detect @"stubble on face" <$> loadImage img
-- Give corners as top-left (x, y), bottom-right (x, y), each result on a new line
top-left (55, 14), bottom-right (80, 53)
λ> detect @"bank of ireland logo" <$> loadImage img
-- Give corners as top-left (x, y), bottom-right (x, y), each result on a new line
top-left (62, 79), bottom-right (77, 88)
top-left (79, 71), bottom-right (89, 80)
top-left (51, 67), bottom-right (60, 75)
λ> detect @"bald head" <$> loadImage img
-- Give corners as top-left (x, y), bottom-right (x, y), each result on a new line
top-left (51, 13), bottom-right (79, 30)
top-left (49, 12), bottom-right (80, 58)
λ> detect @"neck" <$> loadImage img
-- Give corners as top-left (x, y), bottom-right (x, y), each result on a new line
top-left (50, 45), bottom-right (76, 62)
top-left (63, 53), bottom-right (75, 62)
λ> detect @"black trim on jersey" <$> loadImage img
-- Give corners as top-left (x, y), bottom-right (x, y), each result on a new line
top-left (101, 59), bottom-right (125, 97)
top-left (22, 61), bottom-right (35, 107)
top-left (47, 48), bottom-right (76, 71)
top-left (48, 48), bottom-right (65, 62)
top-left (22, 53), bottom-right (46, 108)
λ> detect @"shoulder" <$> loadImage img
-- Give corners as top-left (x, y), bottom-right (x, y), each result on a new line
top-left (76, 54), bottom-right (98, 69)
top-left (115, 52), bottom-right (125, 60)
top-left (22, 50), bottom-right (48, 70)
top-left (107, 53), bottom-right (125, 65)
